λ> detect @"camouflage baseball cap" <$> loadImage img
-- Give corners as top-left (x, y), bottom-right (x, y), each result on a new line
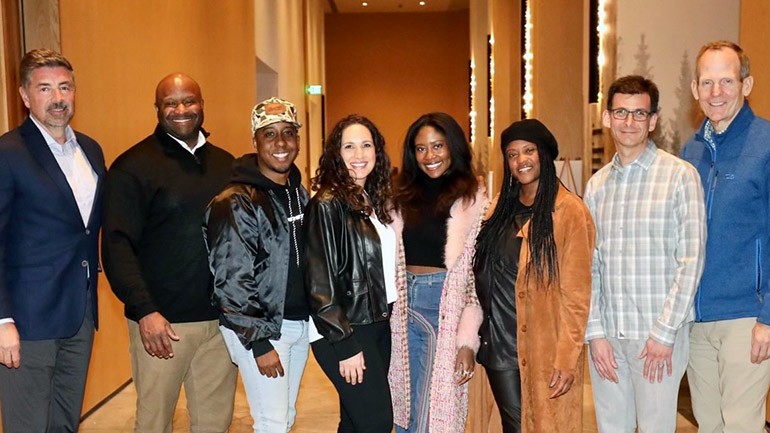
top-left (251, 97), bottom-right (301, 134)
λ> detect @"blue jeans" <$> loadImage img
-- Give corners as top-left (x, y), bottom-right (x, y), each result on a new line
top-left (396, 271), bottom-right (446, 433)
top-left (220, 320), bottom-right (309, 433)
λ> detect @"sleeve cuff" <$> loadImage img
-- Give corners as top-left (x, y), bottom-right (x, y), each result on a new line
top-left (251, 339), bottom-right (275, 358)
top-left (650, 319), bottom-right (678, 346)
top-left (584, 320), bottom-right (605, 342)
top-left (331, 334), bottom-right (362, 361)
top-left (456, 305), bottom-right (483, 354)
top-left (757, 309), bottom-right (770, 326)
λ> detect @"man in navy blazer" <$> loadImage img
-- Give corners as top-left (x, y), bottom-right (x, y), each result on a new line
top-left (0, 49), bottom-right (104, 432)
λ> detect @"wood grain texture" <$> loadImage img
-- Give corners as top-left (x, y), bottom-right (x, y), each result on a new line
top-left (2, 0), bottom-right (24, 130)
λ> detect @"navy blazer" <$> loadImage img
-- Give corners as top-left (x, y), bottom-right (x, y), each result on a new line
top-left (0, 117), bottom-right (105, 340)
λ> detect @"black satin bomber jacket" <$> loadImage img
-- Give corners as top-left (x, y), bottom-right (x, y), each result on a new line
top-left (204, 173), bottom-right (309, 356)
top-left (303, 189), bottom-right (391, 360)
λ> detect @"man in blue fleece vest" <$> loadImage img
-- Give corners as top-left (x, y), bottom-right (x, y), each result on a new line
top-left (681, 40), bottom-right (770, 433)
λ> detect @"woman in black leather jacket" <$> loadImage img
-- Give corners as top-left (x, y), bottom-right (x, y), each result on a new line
top-left (303, 114), bottom-right (397, 433)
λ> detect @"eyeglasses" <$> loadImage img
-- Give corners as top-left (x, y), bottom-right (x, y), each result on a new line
top-left (609, 108), bottom-right (654, 121)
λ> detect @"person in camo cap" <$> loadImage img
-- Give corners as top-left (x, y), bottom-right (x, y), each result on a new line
top-left (205, 97), bottom-right (311, 433)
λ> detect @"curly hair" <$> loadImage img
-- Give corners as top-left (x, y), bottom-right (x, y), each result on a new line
top-left (311, 114), bottom-right (393, 224)
top-left (394, 112), bottom-right (478, 217)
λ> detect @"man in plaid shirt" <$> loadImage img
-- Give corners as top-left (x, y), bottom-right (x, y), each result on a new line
top-left (584, 75), bottom-right (706, 433)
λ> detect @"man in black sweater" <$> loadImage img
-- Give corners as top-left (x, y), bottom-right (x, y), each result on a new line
top-left (204, 97), bottom-right (310, 433)
top-left (101, 73), bottom-right (237, 433)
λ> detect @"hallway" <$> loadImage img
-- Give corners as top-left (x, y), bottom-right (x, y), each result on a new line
top-left (77, 354), bottom-right (698, 433)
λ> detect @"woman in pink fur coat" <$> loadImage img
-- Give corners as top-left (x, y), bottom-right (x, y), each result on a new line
top-left (389, 113), bottom-right (488, 433)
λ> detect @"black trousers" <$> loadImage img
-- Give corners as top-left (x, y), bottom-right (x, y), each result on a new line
top-left (312, 320), bottom-right (393, 433)
top-left (486, 368), bottom-right (523, 433)
top-left (0, 295), bottom-right (94, 433)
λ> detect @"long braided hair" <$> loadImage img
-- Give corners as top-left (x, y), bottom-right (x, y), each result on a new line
top-left (474, 119), bottom-right (560, 287)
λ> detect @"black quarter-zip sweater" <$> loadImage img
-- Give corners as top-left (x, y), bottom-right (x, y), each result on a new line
top-left (102, 124), bottom-right (234, 323)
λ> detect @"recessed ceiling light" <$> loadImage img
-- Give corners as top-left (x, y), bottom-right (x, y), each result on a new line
top-left (419, 1), bottom-right (426, 5)
top-left (362, 2), bottom-right (368, 6)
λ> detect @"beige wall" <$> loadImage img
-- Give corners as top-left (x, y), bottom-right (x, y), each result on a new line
top-left (254, 0), bottom-right (326, 187)
top-left (741, 0), bottom-right (770, 119)
top-left (488, 0), bottom-right (523, 195)
top-left (615, 0), bottom-right (740, 155)
top-left (468, 0), bottom-right (490, 178)
top-left (473, 0), bottom-right (584, 196)
top-left (58, 0), bottom-right (256, 413)
top-left (304, 0), bottom-right (326, 183)
top-left (22, 0), bottom-right (60, 52)
top-left (325, 11), bottom-right (470, 168)
top-left (530, 0), bottom-right (586, 161)
top-left (255, 0), bottom-right (310, 180)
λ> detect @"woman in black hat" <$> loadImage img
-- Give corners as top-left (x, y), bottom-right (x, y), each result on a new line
top-left (472, 119), bottom-right (595, 432)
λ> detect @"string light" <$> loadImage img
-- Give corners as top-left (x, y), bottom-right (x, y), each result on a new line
top-left (597, 0), bottom-right (609, 103)
top-left (489, 35), bottom-right (495, 138)
top-left (470, 58), bottom-right (477, 145)
top-left (522, 0), bottom-right (533, 117)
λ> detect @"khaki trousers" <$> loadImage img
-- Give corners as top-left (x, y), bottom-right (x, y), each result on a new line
top-left (128, 319), bottom-right (237, 433)
top-left (688, 317), bottom-right (770, 433)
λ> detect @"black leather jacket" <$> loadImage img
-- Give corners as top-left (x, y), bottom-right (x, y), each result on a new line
top-left (303, 189), bottom-right (390, 360)
top-left (474, 207), bottom-right (531, 370)
top-left (204, 157), bottom-right (309, 357)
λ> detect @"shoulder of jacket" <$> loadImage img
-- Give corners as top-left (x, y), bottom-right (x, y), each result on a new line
top-left (109, 136), bottom-right (161, 170)
top-left (455, 184), bottom-right (490, 212)
top-left (311, 188), bottom-right (341, 203)
top-left (73, 130), bottom-right (99, 145)
top-left (555, 187), bottom-right (589, 213)
top-left (0, 128), bottom-right (25, 153)
top-left (221, 183), bottom-right (275, 205)
top-left (204, 141), bottom-right (235, 160)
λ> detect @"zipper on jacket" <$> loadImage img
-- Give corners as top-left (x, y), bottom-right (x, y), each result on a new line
top-left (696, 141), bottom-right (717, 320)
top-left (757, 239), bottom-right (764, 303)
top-left (704, 143), bottom-right (718, 221)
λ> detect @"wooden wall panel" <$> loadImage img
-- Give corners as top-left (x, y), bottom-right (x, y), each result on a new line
top-left (325, 11), bottom-right (470, 169)
top-left (531, 0), bottom-right (586, 160)
top-left (58, 0), bottom-right (256, 413)
top-left (1, 0), bottom-right (23, 131)
top-left (21, 0), bottom-right (60, 51)
top-left (740, 0), bottom-right (770, 119)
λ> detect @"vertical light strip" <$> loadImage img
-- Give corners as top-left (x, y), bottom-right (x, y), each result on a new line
top-left (470, 58), bottom-right (477, 145)
top-left (489, 35), bottom-right (495, 138)
top-left (597, 0), bottom-right (608, 104)
top-left (522, 0), bottom-right (533, 118)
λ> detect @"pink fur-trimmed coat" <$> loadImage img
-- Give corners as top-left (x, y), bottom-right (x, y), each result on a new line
top-left (389, 188), bottom-right (488, 433)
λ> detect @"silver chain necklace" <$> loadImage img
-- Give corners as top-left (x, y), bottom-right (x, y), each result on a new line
top-left (285, 187), bottom-right (303, 266)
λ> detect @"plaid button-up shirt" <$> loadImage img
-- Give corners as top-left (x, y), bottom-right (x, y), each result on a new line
top-left (584, 141), bottom-right (707, 345)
